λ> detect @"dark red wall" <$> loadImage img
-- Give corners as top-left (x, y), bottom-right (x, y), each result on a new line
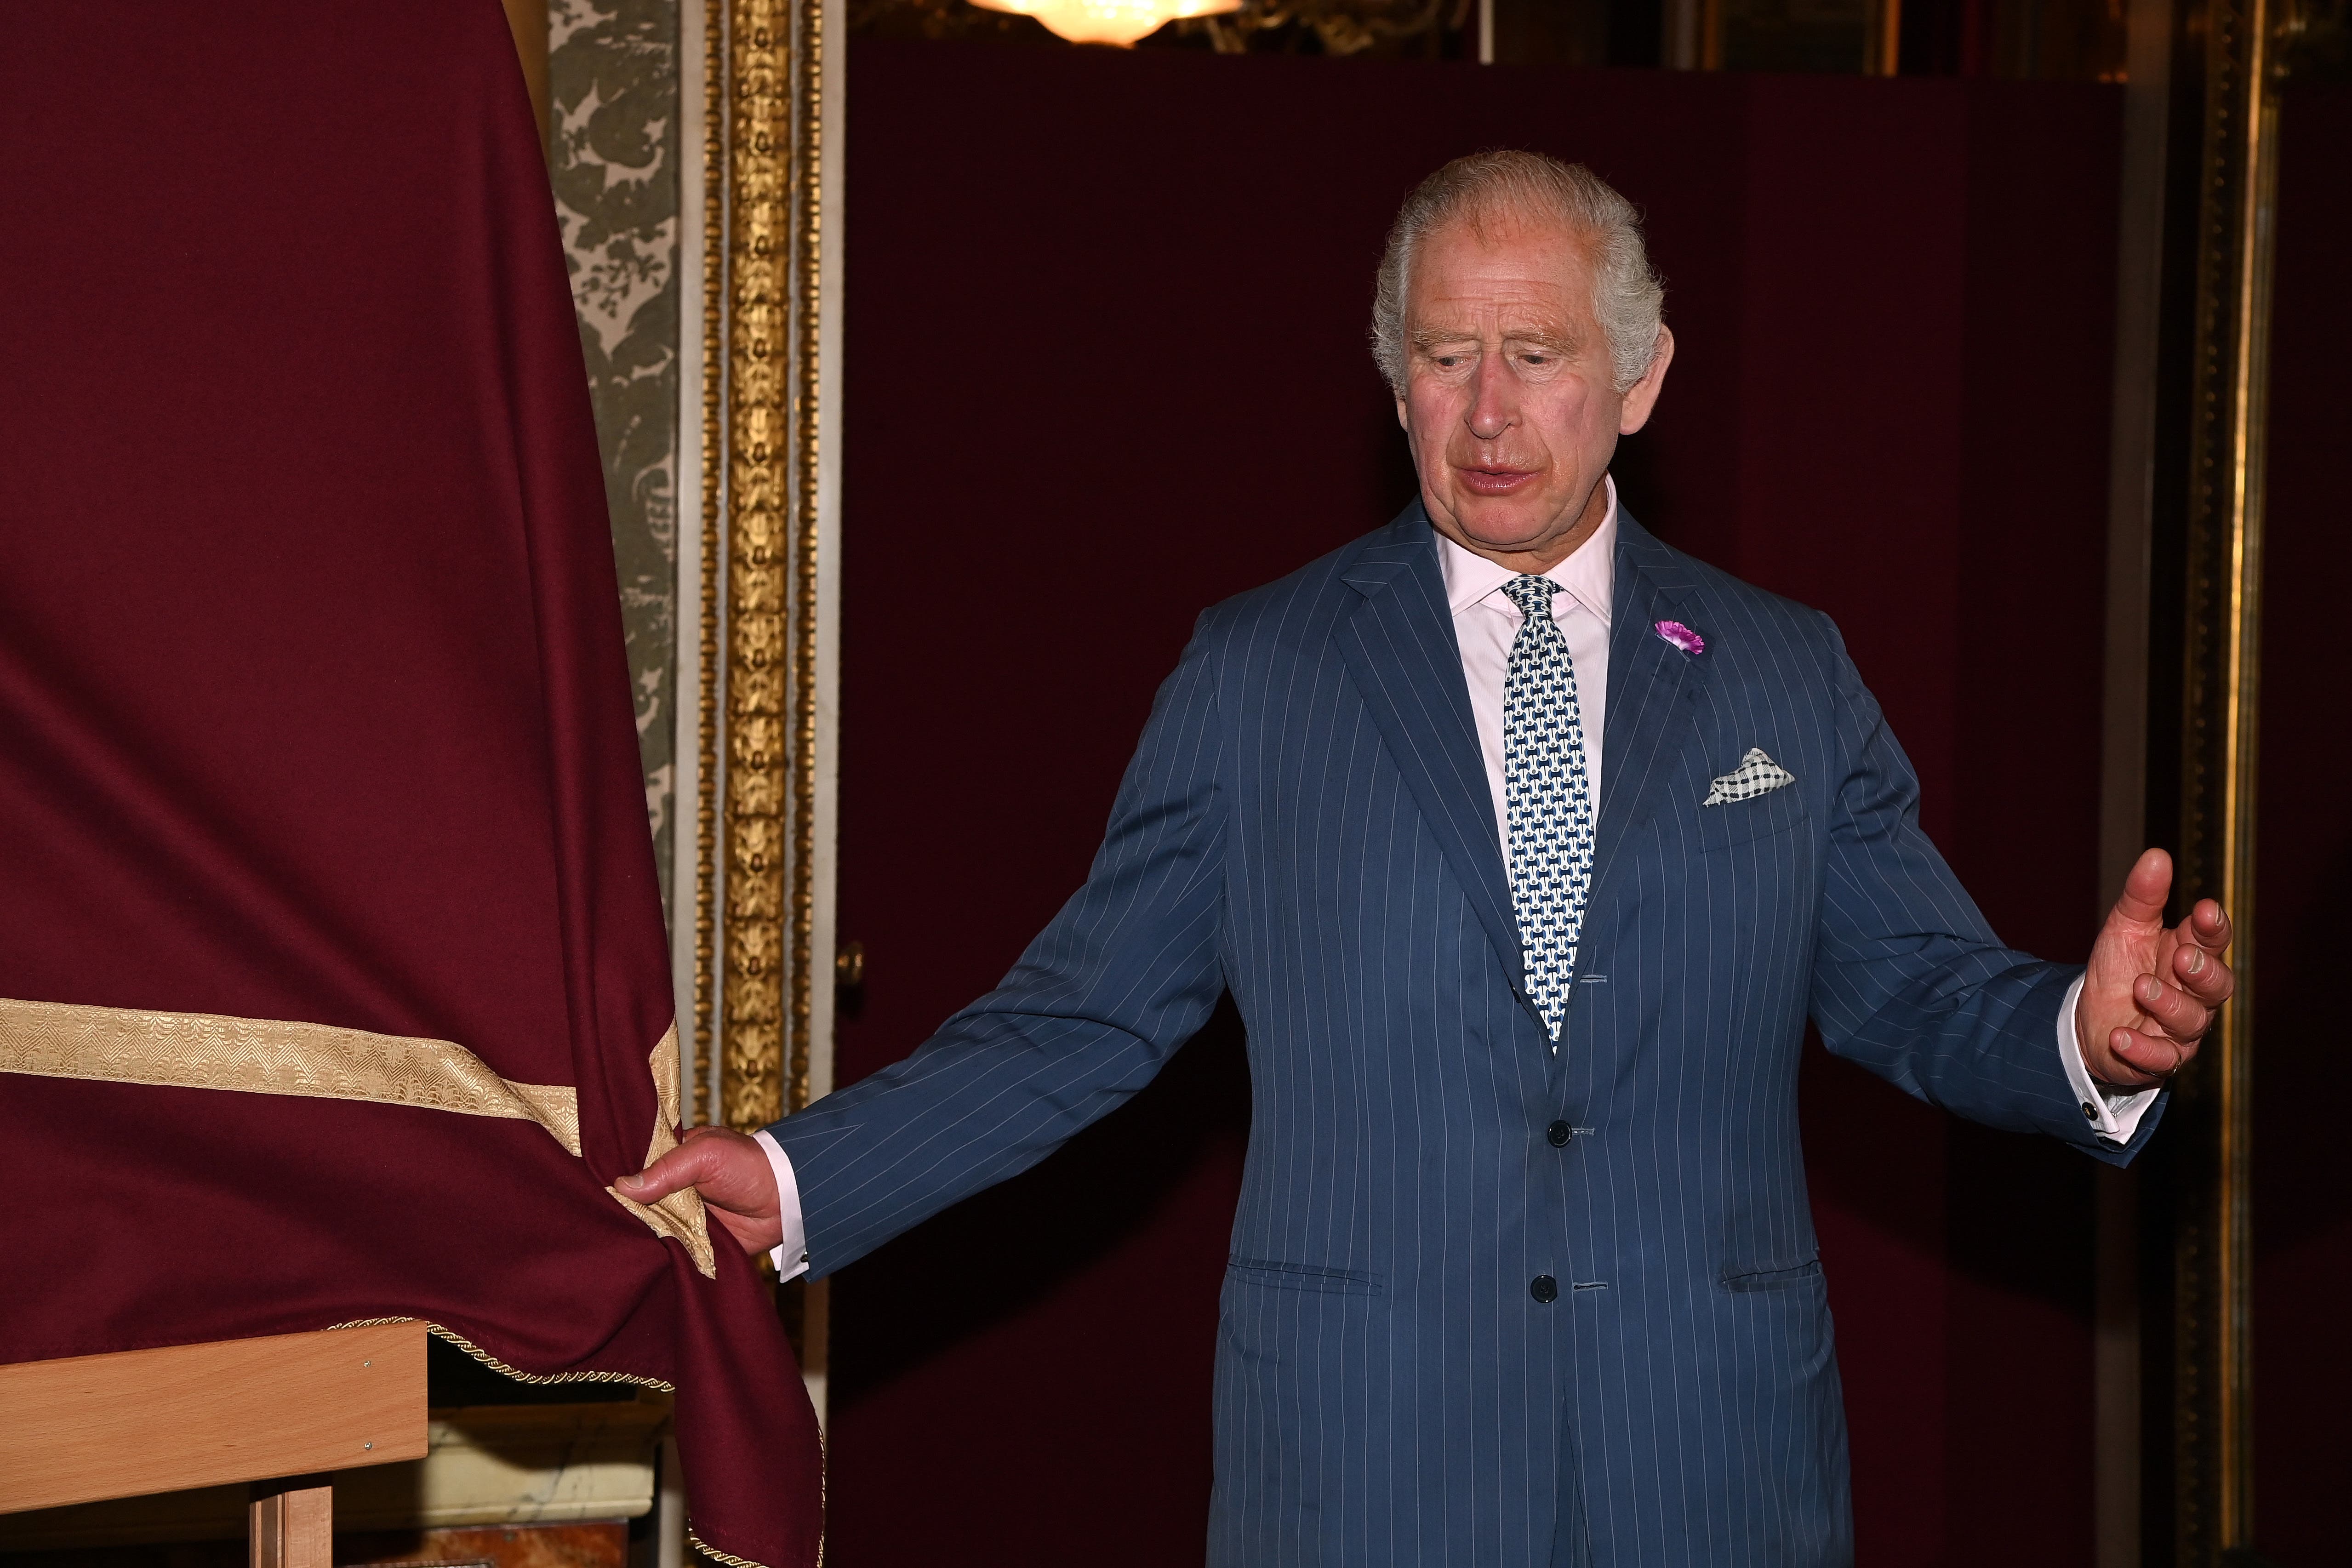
top-left (829, 44), bottom-right (2120, 1565)
top-left (2249, 80), bottom-right (2352, 1568)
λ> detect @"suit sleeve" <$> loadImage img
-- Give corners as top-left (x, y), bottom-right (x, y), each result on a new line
top-left (1806, 618), bottom-right (2163, 1165)
top-left (765, 621), bottom-right (1231, 1275)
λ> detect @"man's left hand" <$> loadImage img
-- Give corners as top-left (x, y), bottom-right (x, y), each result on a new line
top-left (2077, 847), bottom-right (2235, 1090)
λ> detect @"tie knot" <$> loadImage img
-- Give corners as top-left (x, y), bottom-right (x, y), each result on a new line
top-left (1501, 574), bottom-right (1559, 621)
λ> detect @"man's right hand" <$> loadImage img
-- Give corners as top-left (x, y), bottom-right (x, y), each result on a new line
top-left (615, 1125), bottom-right (782, 1257)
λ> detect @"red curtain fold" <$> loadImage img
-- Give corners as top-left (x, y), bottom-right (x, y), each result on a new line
top-left (0, 6), bottom-right (819, 1564)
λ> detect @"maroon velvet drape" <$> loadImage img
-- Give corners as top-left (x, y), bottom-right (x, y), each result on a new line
top-left (0, 7), bottom-right (818, 1564)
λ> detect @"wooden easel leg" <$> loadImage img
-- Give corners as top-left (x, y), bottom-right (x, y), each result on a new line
top-left (249, 1477), bottom-right (333, 1568)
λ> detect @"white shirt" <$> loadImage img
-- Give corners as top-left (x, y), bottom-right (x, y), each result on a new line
top-left (1439, 489), bottom-right (1616, 848)
top-left (757, 479), bottom-right (2154, 1277)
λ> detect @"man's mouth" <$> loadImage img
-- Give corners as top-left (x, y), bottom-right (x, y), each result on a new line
top-left (1457, 466), bottom-right (1539, 497)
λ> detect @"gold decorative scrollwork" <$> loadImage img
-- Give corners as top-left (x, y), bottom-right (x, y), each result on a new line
top-left (700, 0), bottom-right (825, 1138)
top-left (694, 0), bottom-right (723, 1129)
top-left (720, 0), bottom-right (794, 1134)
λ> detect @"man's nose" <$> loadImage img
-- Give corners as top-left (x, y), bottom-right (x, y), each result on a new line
top-left (1465, 354), bottom-right (1514, 441)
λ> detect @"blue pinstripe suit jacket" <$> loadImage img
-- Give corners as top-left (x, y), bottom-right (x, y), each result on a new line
top-left (770, 504), bottom-right (2158, 1566)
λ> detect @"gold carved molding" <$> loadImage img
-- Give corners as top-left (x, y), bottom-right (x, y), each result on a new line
top-left (697, 0), bottom-right (827, 1137)
top-left (693, 0), bottom-right (722, 1129)
top-left (2169, 0), bottom-right (2288, 1551)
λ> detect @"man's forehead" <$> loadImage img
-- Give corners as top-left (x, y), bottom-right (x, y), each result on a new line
top-left (1409, 213), bottom-right (1593, 314)
top-left (1426, 207), bottom-right (1590, 266)
top-left (1438, 200), bottom-right (1588, 251)
top-left (1408, 299), bottom-right (1579, 340)
top-left (1408, 264), bottom-right (1589, 338)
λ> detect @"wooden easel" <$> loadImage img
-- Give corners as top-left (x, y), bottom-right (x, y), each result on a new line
top-left (0, 1323), bottom-right (428, 1568)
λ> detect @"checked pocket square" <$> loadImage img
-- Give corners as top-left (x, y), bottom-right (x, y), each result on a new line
top-left (1703, 748), bottom-right (1796, 807)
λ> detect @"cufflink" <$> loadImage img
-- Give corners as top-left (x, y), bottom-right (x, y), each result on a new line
top-left (2080, 1102), bottom-right (2097, 1122)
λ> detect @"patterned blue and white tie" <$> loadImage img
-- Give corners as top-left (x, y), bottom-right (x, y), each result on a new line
top-left (1500, 573), bottom-right (1597, 1043)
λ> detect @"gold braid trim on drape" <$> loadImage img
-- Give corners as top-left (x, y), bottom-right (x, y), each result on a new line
top-left (689, 1528), bottom-right (783, 1568)
top-left (608, 1023), bottom-right (717, 1276)
top-left (0, 997), bottom-right (714, 1277)
top-left (327, 1317), bottom-right (678, 1390)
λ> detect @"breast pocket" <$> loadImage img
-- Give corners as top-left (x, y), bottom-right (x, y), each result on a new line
top-left (1696, 780), bottom-right (1809, 853)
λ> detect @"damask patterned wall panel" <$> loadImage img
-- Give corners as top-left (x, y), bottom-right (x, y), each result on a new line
top-left (549, 0), bottom-right (682, 911)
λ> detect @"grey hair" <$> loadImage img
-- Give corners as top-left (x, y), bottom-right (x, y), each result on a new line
top-left (1370, 150), bottom-right (1665, 397)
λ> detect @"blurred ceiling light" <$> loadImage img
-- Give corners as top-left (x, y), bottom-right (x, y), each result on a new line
top-left (967, 0), bottom-right (1241, 46)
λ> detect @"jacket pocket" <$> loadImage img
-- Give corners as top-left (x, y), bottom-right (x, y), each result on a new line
top-left (1696, 780), bottom-right (1809, 854)
top-left (1227, 1255), bottom-right (1385, 1296)
top-left (1719, 1258), bottom-right (1824, 1293)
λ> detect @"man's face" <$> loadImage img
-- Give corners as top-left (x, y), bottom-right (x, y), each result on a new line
top-left (1398, 212), bottom-right (1672, 570)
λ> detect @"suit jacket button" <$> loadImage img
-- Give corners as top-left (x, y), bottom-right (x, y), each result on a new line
top-left (1546, 1120), bottom-right (1574, 1147)
top-left (1530, 1274), bottom-right (1559, 1304)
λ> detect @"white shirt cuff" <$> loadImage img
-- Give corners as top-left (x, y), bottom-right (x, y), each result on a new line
top-left (2057, 973), bottom-right (2160, 1145)
top-left (752, 1128), bottom-right (811, 1282)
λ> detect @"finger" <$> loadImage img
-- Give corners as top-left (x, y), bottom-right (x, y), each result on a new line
top-left (2105, 1024), bottom-right (2186, 1084)
top-left (2186, 899), bottom-right (2233, 953)
top-left (2107, 848), bottom-right (2174, 931)
top-left (2133, 973), bottom-right (2211, 1043)
top-left (613, 1140), bottom-right (720, 1204)
top-left (626, 1132), bottom-right (784, 1256)
top-left (2171, 938), bottom-right (2236, 1005)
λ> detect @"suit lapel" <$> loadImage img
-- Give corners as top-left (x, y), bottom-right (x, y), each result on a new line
top-left (1333, 508), bottom-right (1529, 999)
top-left (1328, 506), bottom-right (1710, 1027)
top-left (1587, 513), bottom-right (1709, 917)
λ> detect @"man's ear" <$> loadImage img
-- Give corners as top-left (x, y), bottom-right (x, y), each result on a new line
top-left (1395, 392), bottom-right (1410, 432)
top-left (1617, 325), bottom-right (1676, 435)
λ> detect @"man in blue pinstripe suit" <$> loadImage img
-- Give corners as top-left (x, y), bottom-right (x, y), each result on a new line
top-left (624, 152), bottom-right (2235, 1564)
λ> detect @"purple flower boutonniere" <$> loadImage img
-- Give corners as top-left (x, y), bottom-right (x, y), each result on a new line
top-left (1654, 619), bottom-right (1706, 657)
